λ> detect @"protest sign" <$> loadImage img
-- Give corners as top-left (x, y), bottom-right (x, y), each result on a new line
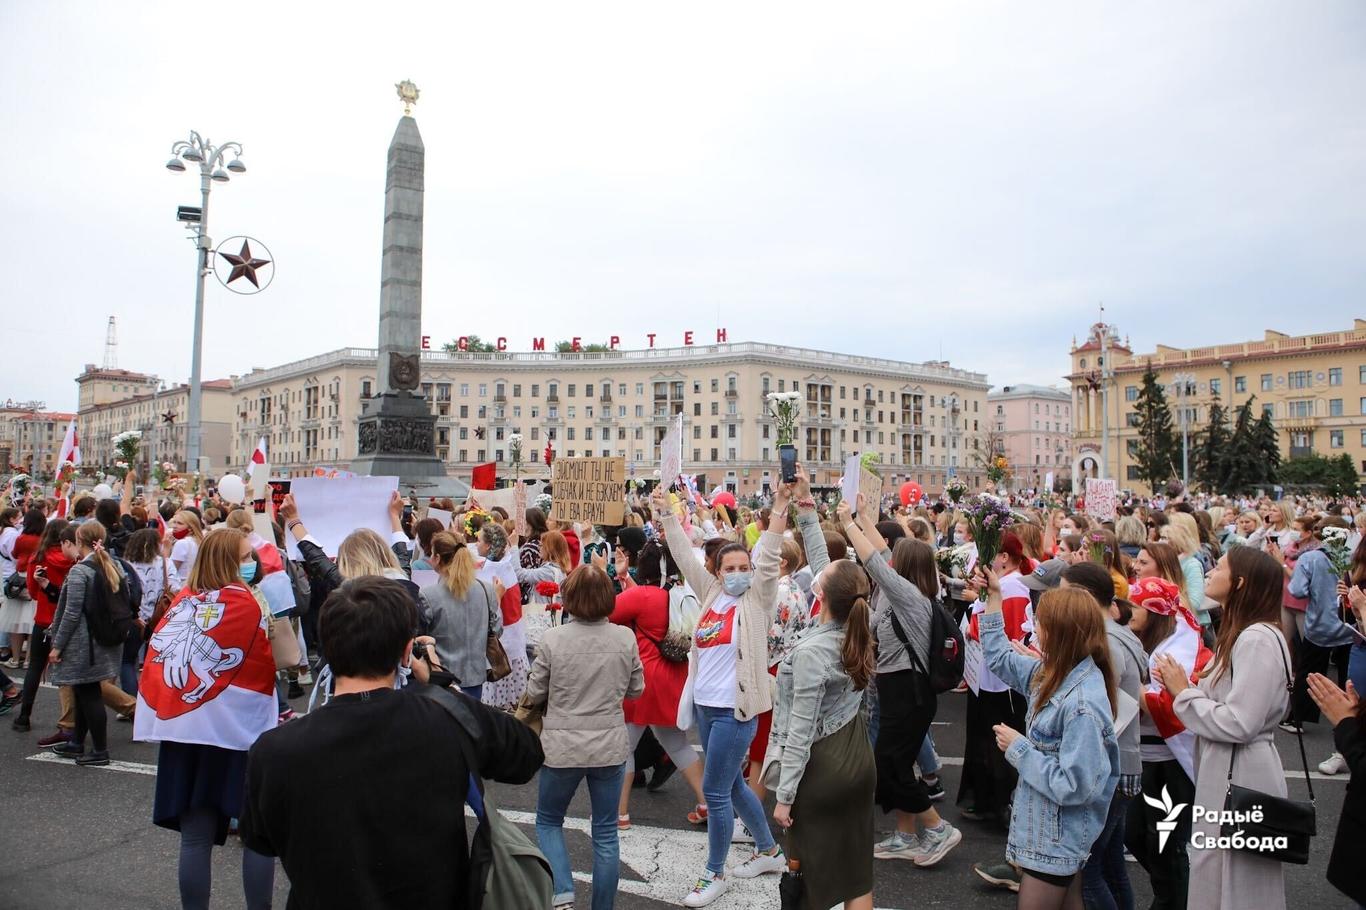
top-left (551, 456), bottom-right (626, 525)
top-left (1085, 478), bottom-right (1118, 522)
top-left (514, 483), bottom-right (528, 538)
top-left (858, 467), bottom-right (884, 527)
top-left (252, 480), bottom-right (292, 519)
top-left (839, 454), bottom-right (860, 508)
top-left (289, 475), bottom-right (399, 557)
top-left (659, 414), bottom-right (683, 488)
top-left (427, 507), bottom-right (452, 529)
top-left (962, 635), bottom-right (983, 695)
top-left (1044, 471), bottom-right (1054, 493)
top-left (469, 481), bottom-right (545, 519)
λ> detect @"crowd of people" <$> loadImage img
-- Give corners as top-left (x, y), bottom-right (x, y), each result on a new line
top-left (2, 466), bottom-right (1366, 909)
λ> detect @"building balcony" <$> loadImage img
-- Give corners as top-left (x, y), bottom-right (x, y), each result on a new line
top-left (725, 388), bottom-right (738, 399)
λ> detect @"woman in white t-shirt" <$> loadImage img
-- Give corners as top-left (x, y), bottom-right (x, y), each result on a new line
top-left (163, 510), bottom-right (203, 587)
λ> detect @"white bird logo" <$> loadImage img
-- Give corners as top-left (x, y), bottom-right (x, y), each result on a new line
top-left (1143, 785), bottom-right (1188, 852)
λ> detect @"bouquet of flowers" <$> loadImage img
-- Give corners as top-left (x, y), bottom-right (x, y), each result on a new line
top-left (1087, 531), bottom-right (1109, 565)
top-left (1322, 525), bottom-right (1354, 580)
top-left (508, 433), bottom-right (524, 479)
top-left (986, 454), bottom-right (1011, 488)
top-left (945, 478), bottom-right (968, 503)
top-left (9, 473), bottom-right (30, 495)
top-left (534, 492), bottom-right (553, 516)
top-left (111, 430), bottom-right (142, 480)
top-left (151, 461), bottom-right (176, 489)
top-left (936, 546), bottom-right (969, 580)
top-left (860, 452), bottom-right (882, 473)
top-left (463, 508), bottom-right (492, 538)
top-left (765, 391), bottom-right (802, 445)
top-left (536, 580), bottom-right (563, 624)
top-left (963, 493), bottom-right (1015, 583)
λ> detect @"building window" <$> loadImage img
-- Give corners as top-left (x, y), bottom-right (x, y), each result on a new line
top-left (1331, 399), bottom-right (1344, 417)
top-left (1260, 374), bottom-right (1272, 392)
top-left (1234, 376), bottom-right (1246, 393)
top-left (636, 383), bottom-right (644, 396)
top-left (711, 401), bottom-right (719, 416)
top-left (1330, 368), bottom-right (1342, 386)
top-left (635, 405), bottom-right (644, 418)
top-left (1287, 370), bottom-right (1311, 390)
top-left (1209, 378), bottom-right (1221, 396)
top-left (693, 425), bottom-right (701, 439)
top-left (1126, 465), bottom-right (1141, 481)
top-left (1288, 400), bottom-right (1313, 419)
top-left (1331, 430), bottom-right (1344, 449)
top-left (727, 424), bottom-right (736, 439)
top-left (1125, 412), bottom-right (1140, 428)
top-left (1124, 386), bottom-right (1138, 402)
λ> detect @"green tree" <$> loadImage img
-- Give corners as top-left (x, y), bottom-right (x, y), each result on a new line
top-left (1193, 399), bottom-right (1230, 492)
top-left (1279, 453), bottom-right (1329, 487)
top-left (442, 334), bottom-right (497, 353)
top-left (554, 340), bottom-right (612, 353)
top-left (1326, 453), bottom-right (1361, 497)
top-left (1254, 406), bottom-right (1281, 485)
top-left (1223, 397), bottom-right (1262, 493)
top-left (1133, 365), bottom-right (1179, 492)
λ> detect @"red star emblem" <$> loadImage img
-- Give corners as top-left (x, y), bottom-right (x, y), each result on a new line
top-left (217, 240), bottom-right (271, 288)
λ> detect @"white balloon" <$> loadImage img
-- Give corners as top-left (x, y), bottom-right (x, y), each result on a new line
top-left (92, 484), bottom-right (113, 499)
top-left (218, 474), bottom-right (246, 504)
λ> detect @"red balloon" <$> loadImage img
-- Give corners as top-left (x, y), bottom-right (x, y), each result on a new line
top-left (899, 481), bottom-right (922, 506)
top-left (711, 491), bottom-right (737, 510)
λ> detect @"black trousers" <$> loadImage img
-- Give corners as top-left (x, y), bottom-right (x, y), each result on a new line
top-left (17, 623), bottom-right (51, 722)
top-left (957, 687), bottom-right (1025, 824)
top-left (71, 681), bottom-right (107, 752)
top-left (1291, 639), bottom-right (1338, 725)
top-left (874, 669), bottom-right (936, 815)
top-left (1124, 759), bottom-right (1194, 910)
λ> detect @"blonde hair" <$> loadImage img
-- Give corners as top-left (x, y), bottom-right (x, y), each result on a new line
top-left (172, 510), bottom-right (204, 543)
top-left (188, 528), bottom-right (247, 591)
top-left (336, 528), bottom-right (402, 579)
top-left (225, 510), bottom-right (254, 534)
top-left (429, 531), bottom-right (476, 598)
top-left (1164, 513), bottom-right (1200, 558)
top-left (778, 538), bottom-right (803, 576)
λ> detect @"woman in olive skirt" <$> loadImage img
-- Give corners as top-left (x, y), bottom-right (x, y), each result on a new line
top-left (770, 557), bottom-right (878, 909)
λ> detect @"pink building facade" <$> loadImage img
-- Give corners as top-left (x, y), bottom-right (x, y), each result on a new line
top-left (988, 384), bottom-right (1072, 490)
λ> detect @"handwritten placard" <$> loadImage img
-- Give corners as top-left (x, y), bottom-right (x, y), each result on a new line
top-left (962, 625), bottom-right (983, 696)
top-left (858, 468), bottom-right (884, 527)
top-left (551, 457), bottom-right (626, 525)
top-left (1085, 478), bottom-right (1118, 522)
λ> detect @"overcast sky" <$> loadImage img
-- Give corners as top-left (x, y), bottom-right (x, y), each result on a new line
top-left (3, 2), bottom-right (1363, 411)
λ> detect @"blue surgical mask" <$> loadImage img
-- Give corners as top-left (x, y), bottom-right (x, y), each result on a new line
top-left (722, 572), bottom-right (753, 596)
top-left (239, 561), bottom-right (257, 584)
top-left (953, 531), bottom-right (967, 546)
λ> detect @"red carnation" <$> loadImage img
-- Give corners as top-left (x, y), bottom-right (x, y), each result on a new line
top-left (536, 581), bottom-right (560, 598)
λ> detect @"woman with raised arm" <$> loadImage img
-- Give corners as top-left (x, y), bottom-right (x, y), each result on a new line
top-left (838, 496), bottom-right (962, 867)
top-left (653, 479), bottom-right (791, 907)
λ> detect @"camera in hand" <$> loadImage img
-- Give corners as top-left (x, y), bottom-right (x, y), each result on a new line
top-left (412, 640), bottom-right (429, 661)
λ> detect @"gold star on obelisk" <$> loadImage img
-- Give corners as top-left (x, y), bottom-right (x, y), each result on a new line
top-left (218, 239), bottom-right (271, 288)
top-left (396, 79), bottom-right (420, 116)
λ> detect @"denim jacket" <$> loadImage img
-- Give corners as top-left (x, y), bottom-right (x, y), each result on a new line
top-left (770, 621), bottom-right (864, 805)
top-left (1290, 548), bottom-right (1357, 648)
top-left (981, 611), bottom-right (1119, 875)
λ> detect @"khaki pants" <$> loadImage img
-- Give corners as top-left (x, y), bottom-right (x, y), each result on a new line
top-left (57, 680), bottom-right (136, 731)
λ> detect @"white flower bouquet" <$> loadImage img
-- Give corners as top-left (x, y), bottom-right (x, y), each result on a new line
top-left (765, 391), bottom-right (802, 446)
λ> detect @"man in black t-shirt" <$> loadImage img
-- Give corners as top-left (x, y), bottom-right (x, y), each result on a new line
top-left (240, 577), bottom-right (543, 909)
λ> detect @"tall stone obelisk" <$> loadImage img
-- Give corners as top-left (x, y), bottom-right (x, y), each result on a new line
top-left (351, 81), bottom-right (463, 494)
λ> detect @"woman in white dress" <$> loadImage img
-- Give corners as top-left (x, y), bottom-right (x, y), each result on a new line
top-left (163, 510), bottom-right (204, 587)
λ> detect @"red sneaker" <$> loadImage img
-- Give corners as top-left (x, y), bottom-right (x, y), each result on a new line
top-left (37, 729), bottom-right (73, 748)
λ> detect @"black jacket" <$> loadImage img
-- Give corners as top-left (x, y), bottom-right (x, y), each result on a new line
top-left (1329, 716), bottom-right (1366, 904)
top-left (296, 537), bottom-right (419, 607)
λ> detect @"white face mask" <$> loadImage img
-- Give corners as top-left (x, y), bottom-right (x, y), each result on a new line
top-left (953, 531), bottom-right (966, 546)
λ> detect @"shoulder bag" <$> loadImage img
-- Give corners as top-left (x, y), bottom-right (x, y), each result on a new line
top-left (254, 586), bottom-right (302, 670)
top-left (417, 686), bottom-right (553, 910)
top-left (1220, 625), bottom-right (1315, 864)
top-left (481, 580), bottom-right (513, 682)
top-left (144, 558), bottom-right (174, 642)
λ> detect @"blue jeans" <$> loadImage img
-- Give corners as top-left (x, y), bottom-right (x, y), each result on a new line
top-left (119, 635), bottom-right (142, 698)
top-left (695, 705), bottom-right (777, 874)
top-left (1082, 791), bottom-right (1134, 910)
top-left (1348, 643), bottom-right (1366, 700)
top-left (536, 763), bottom-right (625, 909)
top-left (917, 731), bottom-right (941, 776)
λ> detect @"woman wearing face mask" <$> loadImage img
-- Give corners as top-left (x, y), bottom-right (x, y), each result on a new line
top-left (1233, 510), bottom-right (1264, 550)
top-left (959, 532), bottom-right (1033, 826)
top-left (163, 511), bottom-right (204, 588)
top-left (1154, 546), bottom-right (1290, 910)
top-left (137, 529), bottom-right (277, 910)
top-left (653, 482), bottom-right (793, 908)
top-left (943, 518), bottom-right (978, 623)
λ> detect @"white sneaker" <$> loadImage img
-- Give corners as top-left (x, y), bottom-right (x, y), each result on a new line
top-left (682, 871), bottom-right (730, 907)
top-left (732, 847), bottom-right (785, 879)
top-left (913, 822), bottom-right (962, 867)
top-left (873, 830), bottom-right (920, 860)
top-left (731, 819), bottom-right (754, 843)
top-left (1319, 751), bottom-right (1349, 775)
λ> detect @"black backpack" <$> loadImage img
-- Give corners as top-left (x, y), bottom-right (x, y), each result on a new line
top-left (888, 597), bottom-right (965, 694)
top-left (86, 564), bottom-right (137, 647)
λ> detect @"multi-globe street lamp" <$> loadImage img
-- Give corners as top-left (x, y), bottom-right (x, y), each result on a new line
top-left (165, 131), bottom-right (246, 474)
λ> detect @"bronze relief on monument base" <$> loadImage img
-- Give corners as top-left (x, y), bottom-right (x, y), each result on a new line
top-left (357, 416), bottom-right (434, 456)
top-left (388, 352), bottom-right (421, 391)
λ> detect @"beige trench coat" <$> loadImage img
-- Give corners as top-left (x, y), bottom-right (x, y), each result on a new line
top-left (1173, 622), bottom-right (1291, 910)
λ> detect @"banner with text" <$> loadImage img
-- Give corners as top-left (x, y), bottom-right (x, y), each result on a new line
top-left (551, 457), bottom-right (626, 525)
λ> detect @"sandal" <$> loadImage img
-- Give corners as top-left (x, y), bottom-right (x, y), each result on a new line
top-left (686, 804), bottom-right (709, 825)
top-left (617, 814), bottom-right (631, 831)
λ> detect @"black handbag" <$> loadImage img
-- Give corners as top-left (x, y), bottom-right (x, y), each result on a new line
top-left (1219, 627), bottom-right (1315, 865)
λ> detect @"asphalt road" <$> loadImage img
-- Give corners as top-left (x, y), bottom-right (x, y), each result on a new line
top-left (0, 682), bottom-right (1352, 909)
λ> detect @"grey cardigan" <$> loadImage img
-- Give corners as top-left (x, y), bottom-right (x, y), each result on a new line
top-left (50, 560), bottom-right (124, 686)
top-left (420, 579), bottom-right (502, 689)
top-left (1105, 618), bottom-right (1147, 777)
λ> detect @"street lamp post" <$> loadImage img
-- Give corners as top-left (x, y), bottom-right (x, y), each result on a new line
top-left (165, 132), bottom-right (246, 474)
top-left (1172, 372), bottom-right (1196, 489)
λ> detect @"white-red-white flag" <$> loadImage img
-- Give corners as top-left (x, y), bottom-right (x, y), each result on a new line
top-left (246, 437), bottom-right (267, 478)
top-left (56, 418), bottom-right (81, 467)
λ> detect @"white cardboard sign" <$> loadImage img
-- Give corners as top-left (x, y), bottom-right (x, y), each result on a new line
top-left (289, 475), bottom-right (399, 557)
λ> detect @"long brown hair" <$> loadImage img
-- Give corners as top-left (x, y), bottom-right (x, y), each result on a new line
top-left (818, 560), bottom-right (875, 691)
top-left (1201, 546), bottom-right (1285, 683)
top-left (540, 530), bottom-right (573, 574)
top-left (76, 521), bottom-right (123, 591)
top-left (1139, 541), bottom-right (1188, 603)
top-left (1032, 587), bottom-right (1118, 717)
top-left (188, 528), bottom-right (248, 591)
top-left (1014, 523), bottom-right (1047, 562)
top-left (429, 531), bottom-right (476, 598)
top-left (889, 538), bottom-right (940, 599)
